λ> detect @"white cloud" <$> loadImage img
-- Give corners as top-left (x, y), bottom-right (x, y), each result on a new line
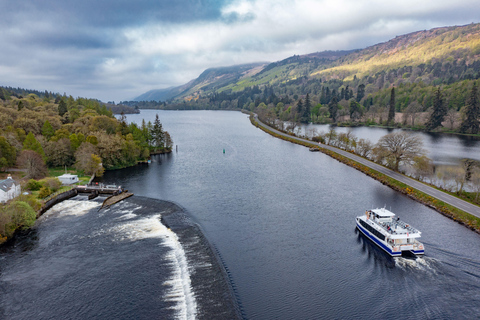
top-left (1, 0), bottom-right (479, 101)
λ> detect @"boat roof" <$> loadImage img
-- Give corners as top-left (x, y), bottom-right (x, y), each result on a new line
top-left (370, 208), bottom-right (395, 217)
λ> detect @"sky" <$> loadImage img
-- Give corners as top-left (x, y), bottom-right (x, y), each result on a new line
top-left (1, 0), bottom-right (479, 102)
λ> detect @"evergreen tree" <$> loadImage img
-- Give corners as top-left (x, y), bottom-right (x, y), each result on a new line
top-left (302, 93), bottom-right (311, 123)
top-left (388, 87), bottom-right (395, 124)
top-left (58, 99), bottom-right (68, 116)
top-left (41, 120), bottom-right (55, 140)
top-left (18, 100), bottom-right (24, 111)
top-left (296, 99), bottom-right (304, 120)
top-left (320, 86), bottom-right (326, 104)
top-left (23, 132), bottom-right (46, 160)
top-left (460, 81), bottom-right (480, 134)
top-left (328, 96), bottom-right (339, 123)
top-left (151, 114), bottom-right (164, 149)
top-left (425, 88), bottom-right (447, 131)
top-left (356, 84), bottom-right (365, 102)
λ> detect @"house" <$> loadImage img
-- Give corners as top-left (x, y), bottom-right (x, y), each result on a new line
top-left (0, 175), bottom-right (21, 203)
top-left (58, 173), bottom-right (79, 185)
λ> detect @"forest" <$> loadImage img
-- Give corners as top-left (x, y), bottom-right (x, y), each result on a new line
top-left (0, 87), bottom-right (173, 243)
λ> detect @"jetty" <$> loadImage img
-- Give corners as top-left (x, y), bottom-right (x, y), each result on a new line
top-left (99, 192), bottom-right (133, 210)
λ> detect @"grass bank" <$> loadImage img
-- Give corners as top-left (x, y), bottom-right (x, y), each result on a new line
top-left (250, 115), bottom-right (480, 234)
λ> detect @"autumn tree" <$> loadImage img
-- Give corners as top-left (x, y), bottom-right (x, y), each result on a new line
top-left (374, 131), bottom-right (426, 171)
top-left (17, 150), bottom-right (48, 179)
top-left (74, 142), bottom-right (104, 176)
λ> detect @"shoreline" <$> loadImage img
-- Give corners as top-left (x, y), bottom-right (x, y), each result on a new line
top-left (249, 114), bottom-right (480, 234)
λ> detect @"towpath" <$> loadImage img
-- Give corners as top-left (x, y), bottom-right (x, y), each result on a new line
top-left (253, 115), bottom-right (480, 219)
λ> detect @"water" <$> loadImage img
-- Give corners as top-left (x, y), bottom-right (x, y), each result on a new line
top-left (302, 123), bottom-right (480, 165)
top-left (2, 110), bottom-right (480, 319)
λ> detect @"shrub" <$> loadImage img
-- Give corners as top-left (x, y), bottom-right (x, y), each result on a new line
top-left (26, 179), bottom-right (43, 191)
top-left (41, 177), bottom-right (62, 192)
top-left (38, 186), bottom-right (52, 198)
top-left (2, 201), bottom-right (36, 238)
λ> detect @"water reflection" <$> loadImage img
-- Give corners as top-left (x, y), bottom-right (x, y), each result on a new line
top-left (302, 123), bottom-right (480, 164)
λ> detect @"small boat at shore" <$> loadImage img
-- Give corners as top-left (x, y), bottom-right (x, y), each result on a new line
top-left (356, 208), bottom-right (424, 256)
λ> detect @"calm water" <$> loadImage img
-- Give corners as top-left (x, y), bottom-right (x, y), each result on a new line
top-left (302, 123), bottom-right (480, 165)
top-left (2, 110), bottom-right (480, 319)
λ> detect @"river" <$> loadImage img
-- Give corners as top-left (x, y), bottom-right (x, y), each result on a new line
top-left (1, 110), bottom-right (479, 319)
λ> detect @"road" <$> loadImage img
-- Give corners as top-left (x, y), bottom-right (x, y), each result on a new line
top-left (253, 115), bottom-right (480, 219)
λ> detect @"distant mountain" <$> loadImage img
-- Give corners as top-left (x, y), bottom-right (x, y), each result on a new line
top-left (134, 52), bottom-right (353, 101)
top-left (134, 62), bottom-right (268, 101)
top-left (134, 23), bottom-right (480, 111)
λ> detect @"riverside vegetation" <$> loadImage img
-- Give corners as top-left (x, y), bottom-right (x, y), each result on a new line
top-left (250, 114), bottom-right (480, 232)
top-left (0, 88), bottom-right (173, 244)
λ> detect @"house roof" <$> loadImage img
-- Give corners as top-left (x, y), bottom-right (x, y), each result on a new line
top-left (0, 178), bottom-right (18, 193)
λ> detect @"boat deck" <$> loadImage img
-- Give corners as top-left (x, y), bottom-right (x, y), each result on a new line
top-left (377, 219), bottom-right (420, 235)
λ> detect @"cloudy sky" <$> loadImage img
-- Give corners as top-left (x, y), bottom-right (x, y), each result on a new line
top-left (1, 0), bottom-right (479, 102)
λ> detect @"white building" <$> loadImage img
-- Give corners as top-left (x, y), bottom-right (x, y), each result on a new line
top-left (0, 175), bottom-right (21, 203)
top-left (58, 173), bottom-right (79, 185)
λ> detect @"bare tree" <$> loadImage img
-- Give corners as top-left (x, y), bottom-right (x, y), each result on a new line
top-left (445, 108), bottom-right (458, 130)
top-left (355, 138), bottom-right (374, 158)
top-left (403, 102), bottom-right (422, 127)
top-left (17, 150), bottom-right (47, 179)
top-left (412, 155), bottom-right (434, 182)
top-left (375, 131), bottom-right (426, 171)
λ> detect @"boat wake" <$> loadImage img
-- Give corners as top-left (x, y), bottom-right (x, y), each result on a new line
top-left (394, 256), bottom-right (439, 273)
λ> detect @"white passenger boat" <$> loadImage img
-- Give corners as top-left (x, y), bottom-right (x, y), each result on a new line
top-left (356, 208), bottom-right (424, 256)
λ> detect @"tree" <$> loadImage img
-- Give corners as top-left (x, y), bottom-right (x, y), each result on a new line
top-left (74, 142), bottom-right (104, 176)
top-left (0, 136), bottom-right (16, 168)
top-left (23, 132), bottom-right (46, 160)
top-left (328, 96), bottom-right (339, 123)
top-left (151, 114), bottom-right (164, 149)
top-left (17, 150), bottom-right (48, 179)
top-left (349, 99), bottom-right (363, 122)
top-left (460, 81), bottom-right (479, 134)
top-left (425, 88), bottom-right (447, 131)
top-left (356, 84), bottom-right (365, 102)
top-left (4, 201), bottom-right (36, 236)
top-left (41, 120), bottom-right (55, 140)
top-left (58, 99), bottom-right (68, 117)
top-left (387, 87), bottom-right (395, 125)
top-left (45, 138), bottom-right (74, 167)
top-left (302, 94), bottom-right (311, 123)
top-left (375, 131), bottom-right (426, 171)
top-left (164, 131), bottom-right (173, 150)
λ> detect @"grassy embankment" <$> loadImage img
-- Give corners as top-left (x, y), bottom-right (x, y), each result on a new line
top-left (249, 115), bottom-right (480, 233)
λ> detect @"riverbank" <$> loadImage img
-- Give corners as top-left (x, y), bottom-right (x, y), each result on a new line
top-left (250, 114), bottom-right (480, 233)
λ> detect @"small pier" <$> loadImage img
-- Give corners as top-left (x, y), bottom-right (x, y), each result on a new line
top-left (76, 183), bottom-right (122, 195)
top-left (75, 183), bottom-right (134, 210)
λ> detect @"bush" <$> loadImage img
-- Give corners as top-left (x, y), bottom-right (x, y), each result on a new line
top-left (38, 186), bottom-right (52, 198)
top-left (17, 194), bottom-right (42, 212)
top-left (41, 177), bottom-right (62, 192)
top-left (26, 179), bottom-right (43, 191)
top-left (1, 201), bottom-right (36, 238)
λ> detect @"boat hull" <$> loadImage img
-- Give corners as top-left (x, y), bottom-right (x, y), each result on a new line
top-left (356, 218), bottom-right (401, 256)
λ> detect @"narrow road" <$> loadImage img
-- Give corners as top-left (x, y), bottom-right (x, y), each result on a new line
top-left (253, 115), bottom-right (480, 218)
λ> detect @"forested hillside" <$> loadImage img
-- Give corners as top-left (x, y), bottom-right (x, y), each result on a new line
top-left (0, 87), bottom-right (173, 174)
top-left (134, 23), bottom-right (480, 134)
